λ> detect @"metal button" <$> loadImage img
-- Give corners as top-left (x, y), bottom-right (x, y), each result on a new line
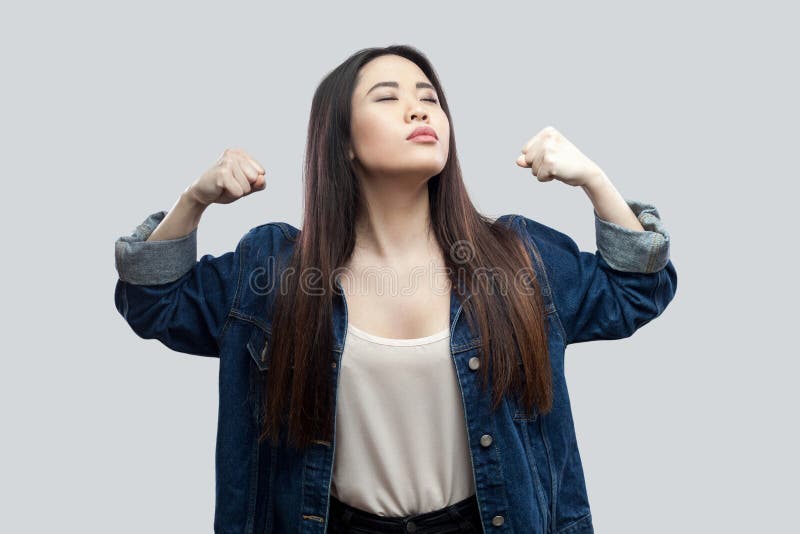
top-left (480, 434), bottom-right (493, 447)
top-left (468, 357), bottom-right (480, 370)
top-left (492, 514), bottom-right (504, 526)
top-left (406, 520), bottom-right (417, 532)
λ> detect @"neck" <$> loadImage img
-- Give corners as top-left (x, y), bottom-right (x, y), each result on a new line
top-left (353, 174), bottom-right (436, 263)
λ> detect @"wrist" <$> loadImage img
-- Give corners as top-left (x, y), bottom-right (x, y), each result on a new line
top-left (581, 170), bottom-right (610, 194)
top-left (181, 187), bottom-right (211, 212)
top-left (176, 189), bottom-right (210, 231)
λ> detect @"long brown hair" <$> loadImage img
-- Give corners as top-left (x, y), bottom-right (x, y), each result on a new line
top-left (260, 44), bottom-right (552, 450)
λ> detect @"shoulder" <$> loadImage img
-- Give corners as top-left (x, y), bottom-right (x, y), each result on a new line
top-left (239, 221), bottom-right (300, 250)
top-left (495, 213), bottom-right (580, 258)
top-left (233, 221), bottom-right (301, 274)
top-left (244, 221), bottom-right (300, 242)
top-left (231, 221), bottom-right (300, 314)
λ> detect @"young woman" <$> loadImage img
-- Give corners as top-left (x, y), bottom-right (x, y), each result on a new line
top-left (114, 45), bottom-right (677, 534)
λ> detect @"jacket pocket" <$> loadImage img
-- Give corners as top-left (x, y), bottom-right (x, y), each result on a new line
top-left (246, 324), bottom-right (272, 373)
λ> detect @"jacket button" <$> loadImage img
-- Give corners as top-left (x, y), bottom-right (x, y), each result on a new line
top-left (468, 357), bottom-right (480, 370)
top-left (491, 514), bottom-right (504, 526)
top-left (480, 434), bottom-right (493, 447)
top-left (406, 520), bottom-right (417, 532)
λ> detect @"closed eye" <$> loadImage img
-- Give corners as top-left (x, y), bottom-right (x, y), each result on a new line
top-left (377, 97), bottom-right (439, 104)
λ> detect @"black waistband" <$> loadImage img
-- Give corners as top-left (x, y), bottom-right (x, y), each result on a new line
top-left (328, 493), bottom-right (480, 532)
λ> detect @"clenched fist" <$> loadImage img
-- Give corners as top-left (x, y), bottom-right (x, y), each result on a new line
top-left (187, 148), bottom-right (267, 206)
top-left (515, 126), bottom-right (604, 188)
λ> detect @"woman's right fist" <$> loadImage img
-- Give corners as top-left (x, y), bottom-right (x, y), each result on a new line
top-left (187, 148), bottom-right (267, 206)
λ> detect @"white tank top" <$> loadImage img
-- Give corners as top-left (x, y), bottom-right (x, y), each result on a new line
top-left (330, 321), bottom-right (476, 517)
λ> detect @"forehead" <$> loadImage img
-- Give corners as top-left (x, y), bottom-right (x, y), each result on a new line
top-left (355, 55), bottom-right (431, 93)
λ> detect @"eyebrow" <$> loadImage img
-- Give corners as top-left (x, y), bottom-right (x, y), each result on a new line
top-left (365, 81), bottom-right (436, 97)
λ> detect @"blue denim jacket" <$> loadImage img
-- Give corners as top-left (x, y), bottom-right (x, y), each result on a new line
top-left (114, 199), bottom-right (677, 533)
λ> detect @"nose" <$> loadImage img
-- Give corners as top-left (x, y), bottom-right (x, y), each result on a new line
top-left (407, 105), bottom-right (428, 122)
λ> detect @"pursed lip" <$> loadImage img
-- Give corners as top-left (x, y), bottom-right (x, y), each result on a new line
top-left (407, 125), bottom-right (438, 140)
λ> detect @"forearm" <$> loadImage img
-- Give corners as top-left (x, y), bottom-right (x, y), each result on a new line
top-left (581, 172), bottom-right (645, 232)
top-left (147, 189), bottom-right (209, 242)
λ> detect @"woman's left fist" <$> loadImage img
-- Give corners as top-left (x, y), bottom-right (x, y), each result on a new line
top-left (516, 126), bottom-right (604, 187)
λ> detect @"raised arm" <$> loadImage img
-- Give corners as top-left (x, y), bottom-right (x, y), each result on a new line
top-left (519, 198), bottom-right (677, 345)
top-left (514, 126), bottom-right (677, 345)
top-left (113, 148), bottom-right (267, 356)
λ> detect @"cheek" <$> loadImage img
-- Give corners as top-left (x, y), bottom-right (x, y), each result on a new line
top-left (353, 115), bottom-right (400, 154)
top-left (439, 116), bottom-right (450, 142)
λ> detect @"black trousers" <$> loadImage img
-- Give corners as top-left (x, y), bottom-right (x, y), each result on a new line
top-left (327, 493), bottom-right (484, 533)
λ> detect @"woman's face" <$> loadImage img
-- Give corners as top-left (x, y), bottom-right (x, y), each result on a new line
top-left (349, 54), bottom-right (450, 184)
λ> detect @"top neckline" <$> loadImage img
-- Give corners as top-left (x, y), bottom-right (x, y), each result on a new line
top-left (346, 322), bottom-right (450, 346)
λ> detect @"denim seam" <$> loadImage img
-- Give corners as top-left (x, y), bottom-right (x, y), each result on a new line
top-left (264, 445), bottom-right (278, 532)
top-left (538, 416), bottom-right (557, 534)
top-left (251, 221), bottom-right (295, 242)
top-left (215, 233), bottom-right (247, 351)
top-left (555, 512), bottom-right (592, 533)
top-left (230, 310), bottom-right (272, 335)
top-left (513, 215), bottom-right (570, 344)
top-left (646, 232), bottom-right (656, 273)
top-left (521, 420), bottom-right (550, 530)
top-left (298, 456), bottom-right (307, 533)
top-left (654, 268), bottom-right (666, 315)
top-left (244, 420), bottom-right (260, 533)
top-left (273, 222), bottom-right (294, 241)
top-left (118, 281), bottom-right (129, 319)
top-left (488, 412), bottom-right (512, 528)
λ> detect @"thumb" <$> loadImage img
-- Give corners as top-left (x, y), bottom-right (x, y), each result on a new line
top-left (516, 153), bottom-right (528, 167)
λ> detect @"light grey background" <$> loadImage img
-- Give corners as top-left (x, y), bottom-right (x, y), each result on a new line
top-left (2, 1), bottom-right (796, 532)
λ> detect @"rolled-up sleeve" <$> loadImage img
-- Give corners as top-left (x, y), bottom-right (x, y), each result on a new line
top-left (513, 200), bottom-right (678, 345)
top-left (593, 199), bottom-right (671, 273)
top-left (114, 210), bottom-right (197, 285)
top-left (113, 211), bottom-right (247, 356)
